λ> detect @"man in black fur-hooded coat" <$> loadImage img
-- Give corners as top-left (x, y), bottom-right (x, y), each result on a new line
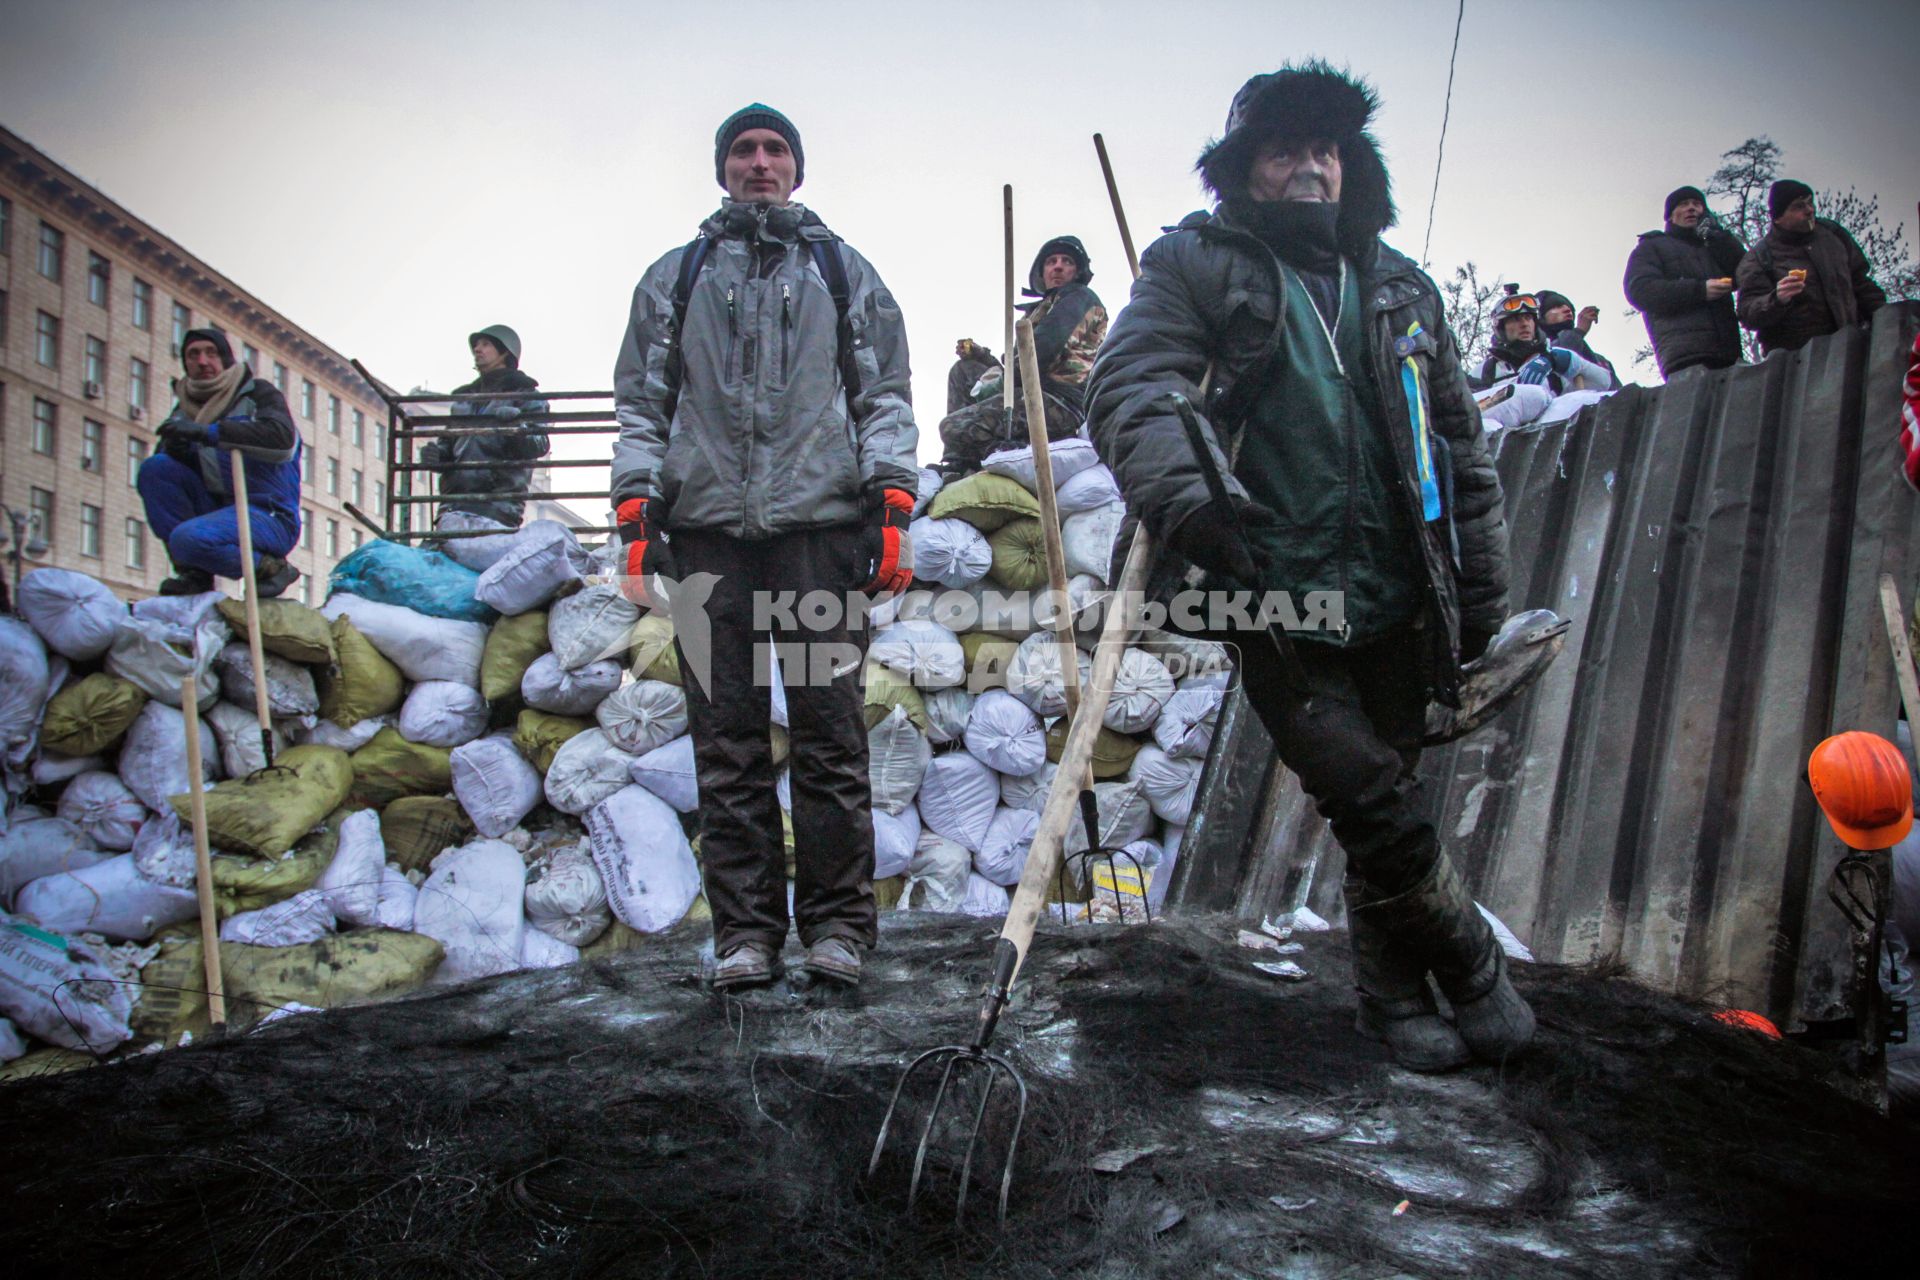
top-left (1087, 62), bottom-right (1533, 1072)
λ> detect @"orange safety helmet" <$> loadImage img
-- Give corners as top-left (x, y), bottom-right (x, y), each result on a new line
top-left (1806, 731), bottom-right (1914, 850)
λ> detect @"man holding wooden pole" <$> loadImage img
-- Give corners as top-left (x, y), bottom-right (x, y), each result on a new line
top-left (1086, 63), bottom-right (1533, 1071)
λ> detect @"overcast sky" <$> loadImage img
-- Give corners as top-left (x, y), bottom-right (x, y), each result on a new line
top-left (4, 0), bottom-right (1915, 487)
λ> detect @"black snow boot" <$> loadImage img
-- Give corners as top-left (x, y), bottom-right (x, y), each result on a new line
top-left (254, 555), bottom-right (300, 599)
top-left (158, 566), bottom-right (216, 596)
top-left (1346, 876), bottom-right (1471, 1072)
top-left (1401, 855), bottom-right (1536, 1063)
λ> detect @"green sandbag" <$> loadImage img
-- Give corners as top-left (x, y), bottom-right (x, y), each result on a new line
top-left (317, 615), bottom-right (404, 727)
top-left (481, 610), bottom-right (549, 703)
top-left (380, 796), bottom-right (475, 874)
top-left (216, 597), bottom-right (336, 665)
top-left (170, 745), bottom-right (353, 859)
top-left (862, 659), bottom-right (928, 732)
top-left (629, 613), bottom-right (681, 685)
top-left (959, 633), bottom-right (1021, 689)
top-left (40, 673), bottom-right (148, 757)
top-left (771, 723), bottom-right (790, 767)
top-left (1045, 719), bottom-right (1144, 778)
top-left (208, 843), bottom-right (330, 918)
top-left (513, 709), bottom-right (591, 773)
top-left (987, 517), bottom-right (1049, 591)
top-left (927, 471), bottom-right (1040, 533)
top-left (348, 727), bottom-right (453, 808)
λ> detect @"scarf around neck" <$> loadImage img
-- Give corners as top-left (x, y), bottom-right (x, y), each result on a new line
top-left (172, 361), bottom-right (249, 425)
top-left (1228, 199), bottom-right (1343, 274)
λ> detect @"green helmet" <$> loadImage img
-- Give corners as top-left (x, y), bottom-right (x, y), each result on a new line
top-left (468, 324), bottom-right (522, 364)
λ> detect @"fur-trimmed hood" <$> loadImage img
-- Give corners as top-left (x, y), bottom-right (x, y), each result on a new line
top-left (1196, 61), bottom-right (1396, 259)
top-left (1027, 234), bottom-right (1094, 294)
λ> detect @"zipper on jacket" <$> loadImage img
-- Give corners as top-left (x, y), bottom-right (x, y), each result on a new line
top-left (726, 287), bottom-right (738, 382)
top-left (781, 284), bottom-right (792, 383)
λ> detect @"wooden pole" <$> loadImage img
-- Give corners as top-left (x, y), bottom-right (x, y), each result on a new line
top-left (1093, 134), bottom-right (1141, 281)
top-left (229, 451), bottom-right (275, 768)
top-left (180, 678), bottom-right (226, 1030)
top-left (1015, 313), bottom-right (1084, 719)
top-left (1002, 184), bottom-right (1017, 416)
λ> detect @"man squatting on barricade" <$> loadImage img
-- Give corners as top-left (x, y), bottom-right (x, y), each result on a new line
top-left (1087, 62), bottom-right (1535, 1070)
top-left (611, 105), bottom-right (918, 991)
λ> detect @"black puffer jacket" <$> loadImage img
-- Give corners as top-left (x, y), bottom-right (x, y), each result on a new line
top-left (422, 367), bottom-right (551, 526)
top-left (1623, 222), bottom-right (1747, 376)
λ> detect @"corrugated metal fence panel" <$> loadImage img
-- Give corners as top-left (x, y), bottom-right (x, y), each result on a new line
top-left (1169, 304), bottom-right (1919, 1028)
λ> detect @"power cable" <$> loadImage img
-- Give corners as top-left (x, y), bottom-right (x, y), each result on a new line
top-left (1422, 0), bottom-right (1466, 269)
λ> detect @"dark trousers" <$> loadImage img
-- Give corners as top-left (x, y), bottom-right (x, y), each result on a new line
top-left (671, 527), bottom-right (877, 956)
top-left (1195, 623), bottom-right (1439, 897)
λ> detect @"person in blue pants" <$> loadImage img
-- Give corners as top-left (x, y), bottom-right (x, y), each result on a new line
top-left (136, 329), bottom-right (303, 596)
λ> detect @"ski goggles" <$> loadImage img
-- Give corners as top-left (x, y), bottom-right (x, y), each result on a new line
top-left (1496, 293), bottom-right (1540, 316)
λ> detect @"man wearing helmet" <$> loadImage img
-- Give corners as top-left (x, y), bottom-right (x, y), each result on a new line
top-left (421, 325), bottom-right (551, 529)
top-left (1480, 290), bottom-right (1614, 393)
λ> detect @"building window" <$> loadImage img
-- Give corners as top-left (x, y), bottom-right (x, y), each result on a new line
top-left (31, 398), bottom-right (57, 454)
top-left (352, 409), bottom-right (365, 447)
top-left (373, 480), bottom-right (386, 517)
top-left (85, 335), bottom-right (106, 390)
top-left (327, 394), bottom-right (341, 435)
top-left (80, 504), bottom-right (101, 559)
top-left (325, 519), bottom-right (339, 558)
top-left (87, 252), bottom-right (110, 307)
top-left (37, 222), bottom-right (63, 280)
top-left (300, 448), bottom-right (313, 486)
top-left (301, 508), bottom-right (314, 550)
top-left (374, 421), bottom-right (386, 456)
top-left (132, 278), bottom-right (152, 330)
top-left (326, 457), bottom-right (339, 495)
top-left (129, 356), bottom-right (150, 409)
top-left (127, 435), bottom-right (148, 485)
top-left (301, 379), bottom-right (316, 420)
top-left (81, 418), bottom-right (103, 472)
top-left (0, 288), bottom-right (8, 345)
top-left (352, 527), bottom-right (364, 550)
top-left (273, 362), bottom-right (289, 395)
top-left (171, 302), bottom-right (190, 349)
top-left (28, 488), bottom-right (53, 550)
top-left (35, 310), bottom-right (58, 367)
top-left (125, 518), bottom-right (146, 570)
top-left (351, 468), bottom-right (363, 507)
top-left (299, 577), bottom-right (313, 606)
top-left (0, 195), bottom-right (10, 253)
top-left (243, 342), bottom-right (261, 371)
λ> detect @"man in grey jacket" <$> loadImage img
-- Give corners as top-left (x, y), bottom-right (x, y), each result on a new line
top-left (612, 104), bottom-right (919, 991)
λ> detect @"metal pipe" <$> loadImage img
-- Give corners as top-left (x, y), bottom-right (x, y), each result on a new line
top-left (389, 457), bottom-right (612, 472)
top-left (397, 424), bottom-right (622, 439)
top-left (387, 490), bottom-right (613, 504)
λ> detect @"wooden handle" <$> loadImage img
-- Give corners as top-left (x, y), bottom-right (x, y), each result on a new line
top-left (1002, 184), bottom-right (1017, 412)
top-left (229, 451), bottom-right (275, 762)
top-left (180, 677), bottom-right (226, 1029)
top-left (1015, 315), bottom-right (1084, 720)
top-left (1093, 134), bottom-right (1141, 282)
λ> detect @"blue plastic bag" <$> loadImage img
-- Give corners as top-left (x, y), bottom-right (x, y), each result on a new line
top-left (328, 539), bottom-right (497, 623)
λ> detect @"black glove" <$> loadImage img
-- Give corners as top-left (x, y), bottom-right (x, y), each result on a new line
top-left (1168, 496), bottom-right (1281, 584)
top-left (158, 417), bottom-right (209, 461)
top-left (1459, 626), bottom-right (1496, 664)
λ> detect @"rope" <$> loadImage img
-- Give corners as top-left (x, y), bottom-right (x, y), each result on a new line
top-left (1421, 0), bottom-right (1467, 269)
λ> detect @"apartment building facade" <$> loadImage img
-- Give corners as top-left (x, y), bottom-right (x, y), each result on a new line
top-left (0, 125), bottom-right (390, 605)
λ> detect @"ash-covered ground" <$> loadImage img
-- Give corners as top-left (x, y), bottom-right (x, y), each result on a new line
top-left (1, 914), bottom-right (1913, 1278)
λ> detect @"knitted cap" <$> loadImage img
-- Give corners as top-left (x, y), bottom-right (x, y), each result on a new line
top-left (179, 327), bottom-right (235, 368)
top-left (1769, 179), bottom-right (1813, 221)
top-left (1664, 185), bottom-right (1706, 220)
top-left (715, 103), bottom-right (804, 190)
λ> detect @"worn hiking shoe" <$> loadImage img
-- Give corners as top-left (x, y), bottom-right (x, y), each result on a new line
top-left (1346, 876), bottom-right (1471, 1073)
top-left (254, 555), bottom-right (300, 600)
top-left (157, 567), bottom-right (215, 596)
top-left (712, 942), bottom-right (781, 991)
top-left (1409, 857), bottom-right (1536, 1063)
top-left (802, 937), bottom-right (862, 986)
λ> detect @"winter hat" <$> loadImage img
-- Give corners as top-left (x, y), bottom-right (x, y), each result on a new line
top-left (178, 327), bottom-right (235, 368)
top-left (1536, 289), bottom-right (1573, 318)
top-left (1769, 179), bottom-right (1813, 221)
top-left (714, 103), bottom-right (804, 190)
top-left (1027, 235), bottom-right (1094, 293)
top-left (1663, 185), bottom-right (1707, 220)
top-left (468, 324), bottom-right (522, 365)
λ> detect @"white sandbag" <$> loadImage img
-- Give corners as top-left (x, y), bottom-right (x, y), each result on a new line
top-left (131, 812), bottom-right (196, 889)
top-left (960, 873), bottom-right (1011, 917)
top-left (220, 888), bottom-right (336, 947)
top-left (910, 516), bottom-right (993, 588)
top-left (521, 653), bottom-right (623, 717)
top-left (0, 916), bottom-right (134, 1050)
top-left (17, 567), bottom-right (124, 661)
top-left (56, 772), bottom-right (147, 852)
top-left (524, 843), bottom-right (613, 947)
top-left (868, 706), bottom-right (932, 815)
top-left (117, 702), bottom-right (215, 812)
top-left (376, 863), bottom-right (418, 931)
top-left (548, 584), bottom-right (639, 671)
top-left (974, 806), bottom-right (1038, 887)
top-left (129, 590), bottom-right (223, 630)
top-left (321, 593), bottom-right (487, 686)
top-left (595, 679), bottom-right (689, 756)
top-left (451, 735), bottom-right (544, 838)
top-left (545, 728), bottom-right (638, 815)
top-left (1148, 824), bottom-right (1185, 911)
top-left (768, 650), bottom-right (789, 728)
top-left (1128, 745), bottom-right (1204, 825)
top-left (473, 520), bottom-right (591, 615)
top-left (32, 750), bottom-right (100, 787)
top-left (295, 713), bottom-right (392, 754)
top-left (316, 809), bottom-right (387, 927)
top-left (398, 680), bottom-right (490, 748)
top-left (0, 1017), bottom-right (25, 1063)
top-left (1068, 574), bottom-right (1108, 638)
top-left (1055, 464), bottom-right (1122, 516)
top-left (901, 831), bottom-right (971, 911)
top-left (1062, 500), bottom-right (1125, 584)
top-left (917, 752), bottom-right (1001, 852)
top-left (519, 926), bottom-right (580, 969)
top-left (963, 690), bottom-right (1046, 777)
top-left (0, 619), bottom-right (50, 789)
top-left (1004, 631), bottom-right (1093, 717)
top-left (1000, 761), bottom-right (1059, 814)
top-left (0, 817), bottom-right (105, 908)
top-left (1105, 648), bottom-right (1176, 735)
top-left (869, 618), bottom-right (966, 689)
top-left (1153, 685), bottom-right (1225, 760)
top-left (16, 853), bottom-right (198, 941)
top-left (106, 611), bottom-right (228, 708)
top-left (205, 700), bottom-right (291, 777)
top-left (585, 785), bottom-right (701, 933)
top-left (1477, 903), bottom-right (1534, 962)
top-left (924, 687), bottom-right (975, 745)
top-left (216, 641), bottom-right (319, 718)
top-left (628, 735), bottom-right (698, 813)
top-left (415, 839), bottom-right (528, 983)
top-left (913, 466), bottom-right (945, 517)
top-left (1476, 380), bottom-right (1553, 432)
top-left (1065, 779), bottom-right (1154, 857)
top-left (435, 509), bottom-right (520, 572)
top-left (1539, 387), bottom-right (1612, 426)
top-left (873, 803), bottom-right (920, 880)
top-left (982, 436), bottom-right (1101, 491)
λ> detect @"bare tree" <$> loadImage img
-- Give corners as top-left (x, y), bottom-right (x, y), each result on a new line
top-left (1439, 261), bottom-right (1506, 374)
top-left (1818, 187), bottom-right (1920, 302)
top-left (1705, 135), bottom-right (1783, 251)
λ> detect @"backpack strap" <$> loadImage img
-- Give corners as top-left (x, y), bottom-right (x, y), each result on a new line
top-left (807, 238), bottom-right (863, 404)
top-left (662, 235), bottom-right (714, 418)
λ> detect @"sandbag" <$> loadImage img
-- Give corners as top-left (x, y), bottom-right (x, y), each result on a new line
top-left (16, 854), bottom-right (198, 941)
top-left (39, 674), bottom-right (146, 759)
top-left (910, 516), bottom-right (992, 588)
top-left (868, 706), bottom-right (932, 815)
top-left (512, 710), bottom-right (593, 774)
top-left (628, 614), bottom-right (681, 686)
top-left (917, 752), bottom-right (1001, 852)
top-left (901, 831), bottom-right (970, 911)
top-left (986, 518), bottom-right (1049, 591)
top-left (175, 745), bottom-right (353, 860)
top-left (380, 796), bottom-right (475, 875)
top-left (1062, 500), bottom-right (1125, 583)
top-left (923, 686), bottom-right (975, 746)
top-left (927, 470), bottom-right (1041, 532)
top-left (595, 679), bottom-right (689, 756)
top-left (481, 610), bottom-right (549, 704)
top-left (1000, 761), bottom-right (1058, 814)
top-left (415, 839), bottom-right (528, 983)
top-left (981, 437), bottom-right (1102, 491)
top-left (129, 590), bottom-right (222, 629)
top-left (0, 917), bottom-right (134, 1050)
top-left (628, 735), bottom-right (697, 813)
top-left (119, 702), bottom-right (215, 812)
top-left (1065, 779), bottom-right (1154, 857)
top-left (520, 926), bottom-right (580, 969)
top-left (1044, 718), bottom-right (1143, 778)
top-left (585, 785), bottom-right (701, 933)
top-left (873, 802), bottom-right (920, 880)
top-left (105, 610), bottom-right (228, 708)
top-left (321, 594), bottom-right (488, 687)
top-left (1005, 631), bottom-right (1092, 717)
top-left (220, 889), bottom-right (336, 947)
top-left (870, 618), bottom-right (965, 690)
top-left (0, 818), bottom-right (105, 909)
top-left (862, 659), bottom-right (929, 733)
top-left (207, 839), bottom-right (333, 918)
top-left (216, 641), bottom-right (319, 718)
top-left (32, 751), bottom-right (101, 788)
top-left (549, 584), bottom-right (639, 671)
top-left (376, 863), bottom-right (419, 931)
top-left (963, 690), bottom-right (1046, 777)
top-left (1153, 683), bottom-right (1225, 760)
top-left (524, 843), bottom-right (612, 947)
top-left (913, 465), bottom-right (945, 516)
top-left (398, 681), bottom-right (490, 748)
top-left (1105, 648), bottom-right (1176, 735)
top-left (1148, 824), bottom-right (1184, 911)
top-left (316, 809), bottom-right (387, 927)
top-left (961, 873), bottom-right (1010, 917)
top-left (435, 509), bottom-right (519, 572)
top-left (214, 597), bottom-right (335, 665)
top-left (204, 700), bottom-right (290, 777)
top-left (959, 632), bottom-right (1021, 690)
top-left (545, 728), bottom-right (637, 815)
top-left (0, 1017), bottom-right (24, 1063)
top-left (521, 653), bottom-right (623, 717)
top-left (296, 713), bottom-right (391, 754)
top-left (473, 521), bottom-right (590, 615)
top-left (18, 567), bottom-right (124, 661)
top-left (328, 539), bottom-right (495, 623)
top-left (450, 735), bottom-right (543, 838)
top-left (1128, 744), bottom-right (1204, 825)
top-left (1054, 463), bottom-right (1121, 515)
top-left (974, 806), bottom-right (1039, 887)
top-left (56, 772), bottom-right (146, 851)
top-left (1477, 380), bottom-right (1554, 432)
top-left (315, 614), bottom-right (405, 727)
top-left (348, 727), bottom-right (454, 808)
top-left (131, 812), bottom-right (196, 889)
